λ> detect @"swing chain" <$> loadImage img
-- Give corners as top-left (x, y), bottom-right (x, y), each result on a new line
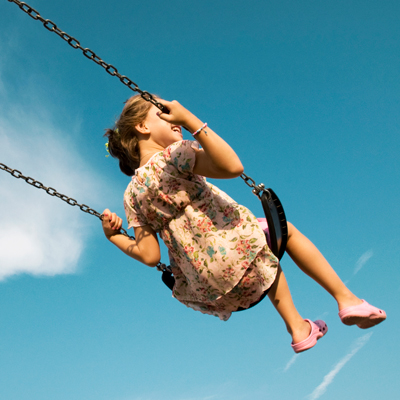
top-left (0, 162), bottom-right (134, 239)
top-left (240, 173), bottom-right (265, 199)
top-left (156, 262), bottom-right (172, 273)
top-left (7, 0), bottom-right (167, 113)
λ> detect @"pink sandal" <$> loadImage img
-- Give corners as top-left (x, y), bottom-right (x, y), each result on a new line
top-left (339, 300), bottom-right (386, 329)
top-left (291, 319), bottom-right (328, 353)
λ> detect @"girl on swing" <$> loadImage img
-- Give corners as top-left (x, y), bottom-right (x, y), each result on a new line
top-left (102, 95), bottom-right (386, 353)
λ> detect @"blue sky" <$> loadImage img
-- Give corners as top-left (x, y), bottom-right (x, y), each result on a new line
top-left (0, 1), bottom-right (399, 399)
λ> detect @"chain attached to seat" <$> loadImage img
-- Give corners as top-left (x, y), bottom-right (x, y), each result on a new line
top-left (240, 173), bottom-right (266, 199)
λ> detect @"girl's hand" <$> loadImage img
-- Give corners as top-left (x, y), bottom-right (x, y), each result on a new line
top-left (102, 209), bottom-right (123, 239)
top-left (157, 98), bottom-right (244, 179)
top-left (156, 99), bottom-right (196, 129)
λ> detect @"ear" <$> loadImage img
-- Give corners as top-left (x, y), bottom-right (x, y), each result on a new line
top-left (135, 121), bottom-right (150, 135)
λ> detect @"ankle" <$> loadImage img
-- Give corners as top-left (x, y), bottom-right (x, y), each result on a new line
top-left (289, 319), bottom-right (311, 344)
top-left (336, 292), bottom-right (363, 311)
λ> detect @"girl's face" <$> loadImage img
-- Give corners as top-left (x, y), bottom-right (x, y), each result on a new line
top-left (143, 105), bottom-right (183, 148)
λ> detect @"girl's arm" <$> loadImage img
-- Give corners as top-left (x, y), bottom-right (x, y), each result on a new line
top-left (102, 209), bottom-right (161, 267)
top-left (158, 100), bottom-right (244, 179)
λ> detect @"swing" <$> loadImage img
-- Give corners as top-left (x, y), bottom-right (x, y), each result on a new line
top-left (3, 0), bottom-right (288, 308)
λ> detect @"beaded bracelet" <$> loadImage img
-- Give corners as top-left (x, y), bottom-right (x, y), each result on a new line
top-left (192, 123), bottom-right (208, 136)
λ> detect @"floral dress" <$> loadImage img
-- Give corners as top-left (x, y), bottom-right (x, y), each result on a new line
top-left (124, 140), bottom-right (279, 320)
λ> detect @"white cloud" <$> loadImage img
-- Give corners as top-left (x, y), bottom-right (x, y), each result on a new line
top-left (354, 249), bottom-right (373, 275)
top-left (307, 332), bottom-right (373, 400)
top-left (0, 119), bottom-right (100, 280)
top-left (0, 54), bottom-right (103, 281)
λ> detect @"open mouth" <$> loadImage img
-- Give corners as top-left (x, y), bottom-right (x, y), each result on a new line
top-left (172, 125), bottom-right (182, 134)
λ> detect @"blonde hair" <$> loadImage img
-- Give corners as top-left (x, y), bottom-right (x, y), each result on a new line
top-left (104, 94), bottom-right (153, 176)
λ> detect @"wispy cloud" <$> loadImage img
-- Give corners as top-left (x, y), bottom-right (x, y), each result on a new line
top-left (307, 332), bottom-right (373, 400)
top-left (283, 354), bottom-right (300, 372)
top-left (354, 249), bottom-right (373, 275)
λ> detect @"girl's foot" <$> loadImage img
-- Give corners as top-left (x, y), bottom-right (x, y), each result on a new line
top-left (291, 319), bottom-right (328, 353)
top-left (339, 300), bottom-right (386, 329)
top-left (337, 294), bottom-right (364, 312)
top-left (290, 319), bottom-right (312, 344)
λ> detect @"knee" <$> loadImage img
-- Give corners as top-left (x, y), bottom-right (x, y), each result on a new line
top-left (286, 221), bottom-right (302, 243)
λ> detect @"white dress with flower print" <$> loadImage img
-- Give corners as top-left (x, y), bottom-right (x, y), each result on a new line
top-left (124, 140), bottom-right (279, 320)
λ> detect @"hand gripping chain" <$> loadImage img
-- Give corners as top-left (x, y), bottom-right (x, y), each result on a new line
top-left (0, 162), bottom-right (173, 272)
top-left (6, 0), bottom-right (168, 113)
top-left (0, 162), bottom-right (133, 238)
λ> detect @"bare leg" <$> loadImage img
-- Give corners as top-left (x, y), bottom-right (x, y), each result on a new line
top-left (268, 266), bottom-right (312, 344)
top-left (285, 222), bottom-right (362, 311)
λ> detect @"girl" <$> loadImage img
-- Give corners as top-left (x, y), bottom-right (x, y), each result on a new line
top-left (102, 95), bottom-right (386, 353)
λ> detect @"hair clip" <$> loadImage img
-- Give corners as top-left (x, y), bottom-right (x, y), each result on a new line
top-left (105, 142), bottom-right (110, 157)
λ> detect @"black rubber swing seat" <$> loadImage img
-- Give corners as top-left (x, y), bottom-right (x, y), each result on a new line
top-left (260, 188), bottom-right (288, 261)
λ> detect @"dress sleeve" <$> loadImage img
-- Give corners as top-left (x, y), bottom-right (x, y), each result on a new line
top-left (162, 140), bottom-right (199, 177)
top-left (123, 185), bottom-right (148, 229)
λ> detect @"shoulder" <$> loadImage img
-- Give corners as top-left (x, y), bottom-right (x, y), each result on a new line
top-left (162, 140), bottom-right (199, 176)
top-left (163, 140), bottom-right (198, 157)
top-left (124, 177), bottom-right (141, 200)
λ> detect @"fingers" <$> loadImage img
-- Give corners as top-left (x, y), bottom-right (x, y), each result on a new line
top-left (156, 98), bottom-right (172, 109)
top-left (155, 99), bottom-right (193, 131)
top-left (156, 100), bottom-right (174, 121)
top-left (102, 209), bottom-right (123, 231)
top-left (156, 99), bottom-right (185, 122)
top-left (156, 110), bottom-right (172, 122)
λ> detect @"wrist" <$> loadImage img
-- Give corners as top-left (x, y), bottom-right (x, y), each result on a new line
top-left (182, 115), bottom-right (204, 134)
top-left (192, 123), bottom-right (207, 137)
top-left (105, 231), bottom-right (121, 241)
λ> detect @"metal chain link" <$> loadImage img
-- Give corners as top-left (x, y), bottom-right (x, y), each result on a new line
top-left (0, 162), bottom-right (133, 238)
top-left (240, 173), bottom-right (266, 199)
top-left (7, 0), bottom-right (168, 113)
